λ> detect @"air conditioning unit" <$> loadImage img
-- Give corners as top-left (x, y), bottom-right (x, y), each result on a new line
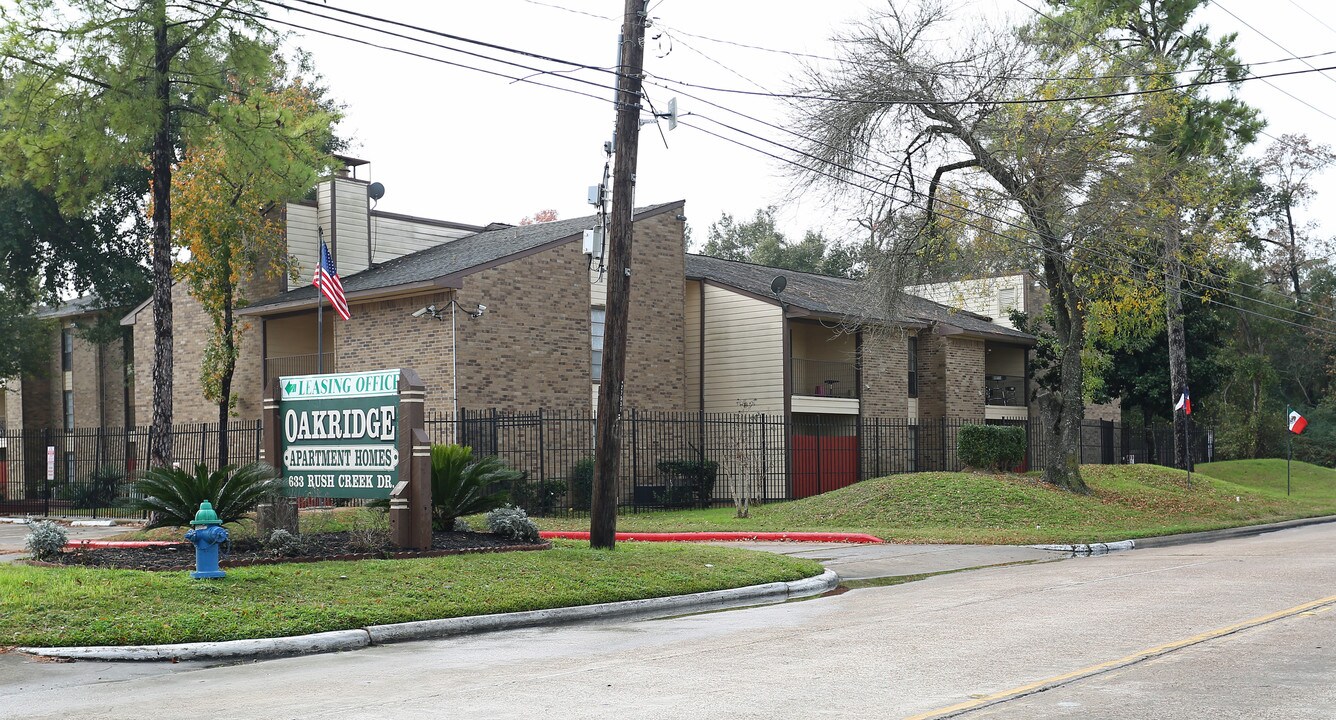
top-left (583, 227), bottom-right (605, 261)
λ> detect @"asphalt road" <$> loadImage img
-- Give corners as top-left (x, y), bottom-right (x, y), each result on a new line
top-left (3, 524), bottom-right (1334, 719)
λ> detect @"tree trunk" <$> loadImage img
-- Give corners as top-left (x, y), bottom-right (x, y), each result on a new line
top-left (217, 242), bottom-right (235, 467)
top-left (1165, 223), bottom-right (1191, 470)
top-left (1039, 254), bottom-right (1089, 494)
top-left (1284, 200), bottom-right (1303, 301)
top-left (148, 0), bottom-right (174, 467)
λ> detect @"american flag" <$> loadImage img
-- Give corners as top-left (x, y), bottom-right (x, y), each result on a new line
top-left (314, 239), bottom-right (350, 320)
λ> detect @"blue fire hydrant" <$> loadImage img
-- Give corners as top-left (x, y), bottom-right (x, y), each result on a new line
top-left (185, 501), bottom-right (229, 580)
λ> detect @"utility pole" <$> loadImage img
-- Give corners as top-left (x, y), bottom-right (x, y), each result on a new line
top-left (590, 0), bottom-right (649, 550)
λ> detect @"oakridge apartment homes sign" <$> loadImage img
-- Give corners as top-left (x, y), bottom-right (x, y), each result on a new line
top-left (279, 369), bottom-right (402, 499)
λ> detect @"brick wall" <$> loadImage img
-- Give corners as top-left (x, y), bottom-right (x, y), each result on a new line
top-left (915, 331), bottom-right (986, 422)
top-left (71, 330), bottom-right (103, 428)
top-left (915, 330), bottom-right (946, 420)
top-left (99, 334), bottom-right (128, 427)
top-left (943, 337), bottom-right (986, 421)
top-left (859, 327), bottom-right (908, 418)
top-left (620, 209), bottom-right (686, 412)
top-left (333, 290), bottom-right (456, 418)
top-left (131, 280), bottom-right (267, 424)
top-left (455, 240), bottom-right (592, 414)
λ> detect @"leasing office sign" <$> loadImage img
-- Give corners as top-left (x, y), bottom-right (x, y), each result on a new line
top-left (278, 369), bottom-right (401, 498)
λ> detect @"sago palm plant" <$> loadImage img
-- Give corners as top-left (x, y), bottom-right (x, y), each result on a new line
top-left (430, 444), bottom-right (518, 531)
top-left (134, 462), bottom-right (281, 529)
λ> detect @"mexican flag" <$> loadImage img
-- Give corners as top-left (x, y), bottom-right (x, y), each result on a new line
top-left (1288, 407), bottom-right (1308, 435)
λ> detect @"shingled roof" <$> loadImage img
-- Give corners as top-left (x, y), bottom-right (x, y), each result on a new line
top-left (242, 201), bottom-right (684, 314)
top-left (685, 254), bottom-right (1034, 344)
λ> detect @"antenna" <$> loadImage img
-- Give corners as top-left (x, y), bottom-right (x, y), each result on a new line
top-left (368, 182), bottom-right (385, 201)
top-left (771, 275), bottom-right (787, 295)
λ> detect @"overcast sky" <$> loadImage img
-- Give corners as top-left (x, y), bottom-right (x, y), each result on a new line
top-left (274, 0), bottom-right (1336, 251)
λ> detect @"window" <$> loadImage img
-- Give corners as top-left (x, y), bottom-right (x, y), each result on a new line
top-left (907, 336), bottom-right (918, 398)
top-left (591, 307), bottom-right (606, 383)
top-left (63, 390), bottom-right (74, 431)
top-left (61, 329), bottom-right (73, 371)
top-left (997, 287), bottom-right (1019, 319)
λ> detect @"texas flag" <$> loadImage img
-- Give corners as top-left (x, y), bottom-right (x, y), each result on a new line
top-left (1288, 407), bottom-right (1308, 435)
top-left (1174, 387), bottom-right (1192, 415)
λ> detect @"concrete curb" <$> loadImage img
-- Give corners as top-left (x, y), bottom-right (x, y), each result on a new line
top-left (18, 569), bottom-right (839, 663)
top-left (1030, 540), bottom-right (1137, 555)
top-left (1131, 514), bottom-right (1336, 549)
top-left (1030, 514), bottom-right (1336, 554)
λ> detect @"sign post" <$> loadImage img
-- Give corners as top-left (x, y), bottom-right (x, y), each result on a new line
top-left (261, 368), bottom-right (430, 549)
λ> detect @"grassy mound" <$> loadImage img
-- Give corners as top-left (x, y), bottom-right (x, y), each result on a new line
top-left (539, 463), bottom-right (1336, 544)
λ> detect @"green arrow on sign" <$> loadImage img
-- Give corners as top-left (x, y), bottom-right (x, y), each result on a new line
top-left (285, 381), bottom-right (297, 395)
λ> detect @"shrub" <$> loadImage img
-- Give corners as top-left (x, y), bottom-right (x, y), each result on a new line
top-left (133, 462), bottom-right (282, 529)
top-left (656, 458), bottom-right (718, 508)
top-left (263, 529), bottom-right (306, 557)
top-left (429, 444), bottom-right (519, 531)
top-left (957, 424), bottom-right (1027, 472)
top-left (569, 457), bottom-right (595, 510)
top-left (451, 517), bottom-right (472, 532)
top-left (346, 508), bottom-right (391, 552)
top-left (65, 465), bottom-right (126, 510)
top-left (510, 477), bottom-right (568, 517)
top-left (486, 505), bottom-right (540, 544)
top-left (24, 520), bottom-right (68, 561)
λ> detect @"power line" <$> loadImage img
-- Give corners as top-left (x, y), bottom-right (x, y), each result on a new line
top-left (640, 60), bottom-right (1336, 328)
top-left (205, 0), bottom-right (1336, 330)
top-left (678, 117), bottom-right (1336, 338)
top-left (1212, 0), bottom-right (1336, 89)
top-left (1287, 0), bottom-right (1336, 39)
top-left (647, 59), bottom-right (1336, 107)
top-left (188, 0), bottom-right (619, 107)
top-left (655, 19), bottom-right (1336, 83)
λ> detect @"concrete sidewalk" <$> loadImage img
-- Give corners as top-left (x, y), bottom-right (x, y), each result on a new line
top-left (717, 541), bottom-right (1060, 580)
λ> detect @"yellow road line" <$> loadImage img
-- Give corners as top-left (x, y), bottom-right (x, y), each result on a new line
top-left (904, 593), bottom-right (1336, 720)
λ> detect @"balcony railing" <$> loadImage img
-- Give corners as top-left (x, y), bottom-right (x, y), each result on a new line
top-left (985, 374), bottom-right (1025, 406)
top-left (265, 353), bottom-right (336, 384)
top-left (792, 358), bottom-right (858, 399)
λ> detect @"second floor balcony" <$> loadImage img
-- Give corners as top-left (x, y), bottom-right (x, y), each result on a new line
top-left (792, 357), bottom-right (858, 399)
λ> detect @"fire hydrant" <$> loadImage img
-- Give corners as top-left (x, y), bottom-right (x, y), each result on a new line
top-left (185, 501), bottom-right (229, 579)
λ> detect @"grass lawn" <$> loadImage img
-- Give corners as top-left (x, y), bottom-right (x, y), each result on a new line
top-left (0, 541), bottom-right (821, 647)
top-left (535, 462), bottom-right (1336, 544)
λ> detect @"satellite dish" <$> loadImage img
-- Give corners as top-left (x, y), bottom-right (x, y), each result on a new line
top-left (770, 275), bottom-right (787, 295)
top-left (368, 182), bottom-right (386, 201)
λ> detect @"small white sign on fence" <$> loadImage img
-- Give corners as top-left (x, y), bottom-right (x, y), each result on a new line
top-left (46, 446), bottom-right (55, 481)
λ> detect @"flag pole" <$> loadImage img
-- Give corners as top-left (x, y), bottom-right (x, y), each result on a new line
top-left (1186, 413), bottom-right (1192, 488)
top-left (316, 227), bottom-right (325, 374)
top-left (1287, 422), bottom-right (1292, 497)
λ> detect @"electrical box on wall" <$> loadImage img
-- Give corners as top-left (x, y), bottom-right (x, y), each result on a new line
top-left (583, 227), bottom-right (605, 261)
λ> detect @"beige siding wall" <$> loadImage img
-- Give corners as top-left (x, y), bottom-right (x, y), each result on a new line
top-left (287, 203), bottom-right (319, 287)
top-left (590, 268), bottom-right (607, 307)
top-left (907, 275), bottom-right (1026, 329)
top-left (701, 284), bottom-right (784, 414)
top-left (371, 215), bottom-right (473, 265)
top-left (333, 177), bottom-right (370, 276)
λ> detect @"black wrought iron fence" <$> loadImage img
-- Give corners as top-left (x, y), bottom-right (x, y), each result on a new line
top-left (2, 413), bottom-right (1218, 520)
top-left (0, 422), bottom-right (262, 519)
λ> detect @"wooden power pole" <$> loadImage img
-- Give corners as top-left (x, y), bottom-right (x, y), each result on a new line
top-left (590, 0), bottom-right (649, 550)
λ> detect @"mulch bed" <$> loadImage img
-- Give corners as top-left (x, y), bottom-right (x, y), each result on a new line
top-left (49, 531), bottom-right (550, 571)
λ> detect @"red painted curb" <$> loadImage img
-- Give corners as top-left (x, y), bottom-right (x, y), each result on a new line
top-left (539, 531), bottom-right (883, 544)
top-left (65, 540), bottom-right (181, 549)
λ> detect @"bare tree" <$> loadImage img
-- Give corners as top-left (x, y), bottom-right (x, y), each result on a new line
top-left (791, 1), bottom-right (1131, 492)
top-left (1252, 134), bottom-right (1336, 301)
